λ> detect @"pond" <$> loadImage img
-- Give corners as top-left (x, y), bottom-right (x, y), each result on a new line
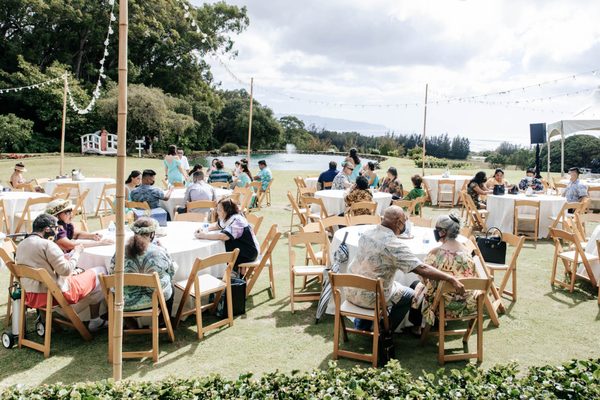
top-left (187, 152), bottom-right (377, 172)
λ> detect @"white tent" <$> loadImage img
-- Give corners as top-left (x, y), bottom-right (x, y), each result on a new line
top-left (546, 119), bottom-right (600, 178)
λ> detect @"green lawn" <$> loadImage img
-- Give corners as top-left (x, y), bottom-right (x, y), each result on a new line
top-left (0, 154), bottom-right (599, 388)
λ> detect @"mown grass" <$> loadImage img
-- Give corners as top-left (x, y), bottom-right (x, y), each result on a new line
top-left (0, 154), bottom-right (598, 388)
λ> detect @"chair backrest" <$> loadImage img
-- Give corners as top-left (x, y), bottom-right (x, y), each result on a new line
top-left (294, 176), bottom-right (307, 190)
top-left (173, 182), bottom-right (185, 188)
top-left (210, 182), bottom-right (229, 189)
top-left (300, 221), bottom-right (323, 233)
top-left (246, 213), bottom-right (264, 236)
top-left (288, 231), bottom-right (329, 266)
top-left (437, 277), bottom-right (490, 296)
top-left (174, 212), bottom-right (207, 222)
top-left (125, 200), bottom-right (150, 210)
top-left (348, 214), bottom-right (381, 226)
top-left (437, 179), bottom-right (456, 204)
top-left (498, 232), bottom-right (525, 268)
top-left (73, 188), bottom-right (90, 216)
top-left (14, 182), bottom-right (35, 192)
top-left (101, 272), bottom-right (161, 292)
top-left (187, 200), bottom-right (216, 211)
top-left (15, 196), bottom-right (52, 232)
top-left (53, 183), bottom-right (80, 200)
top-left (287, 191), bottom-right (307, 226)
top-left (349, 201), bottom-right (377, 216)
top-left (330, 273), bottom-right (388, 327)
top-left (302, 196), bottom-right (329, 219)
top-left (0, 239), bottom-right (16, 264)
top-left (514, 199), bottom-right (540, 220)
top-left (410, 216), bottom-right (432, 228)
top-left (236, 187), bottom-right (254, 211)
top-left (0, 199), bottom-right (10, 233)
top-left (392, 199), bottom-right (414, 215)
top-left (323, 181), bottom-right (333, 189)
top-left (189, 249), bottom-right (240, 278)
top-left (320, 215), bottom-right (349, 231)
top-left (258, 224), bottom-right (281, 256)
top-left (249, 181), bottom-right (262, 192)
top-left (422, 180), bottom-right (432, 202)
top-left (298, 187), bottom-right (316, 200)
top-left (99, 214), bottom-right (116, 229)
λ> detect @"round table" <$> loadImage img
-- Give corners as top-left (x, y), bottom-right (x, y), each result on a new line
top-left (0, 191), bottom-right (51, 233)
top-left (78, 221), bottom-right (227, 282)
top-left (315, 190), bottom-right (392, 216)
top-left (423, 175), bottom-right (471, 206)
top-left (305, 177), bottom-right (319, 190)
top-left (486, 193), bottom-right (566, 238)
top-left (160, 188), bottom-right (232, 218)
top-left (43, 177), bottom-right (115, 215)
top-left (582, 224), bottom-right (600, 282)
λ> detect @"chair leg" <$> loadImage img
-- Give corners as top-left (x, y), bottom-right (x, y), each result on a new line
top-left (438, 304), bottom-right (446, 365)
top-left (194, 281), bottom-right (204, 340)
top-left (152, 300), bottom-right (159, 363)
top-left (340, 316), bottom-right (349, 342)
top-left (290, 271), bottom-right (295, 313)
top-left (225, 279), bottom-right (234, 328)
top-left (268, 257), bottom-right (276, 298)
top-left (512, 269), bottom-right (517, 301)
top-left (333, 311), bottom-right (340, 360)
top-left (4, 274), bottom-right (13, 326)
top-left (372, 319), bottom-right (379, 368)
top-left (43, 306), bottom-right (52, 359)
top-left (550, 254), bottom-right (559, 286)
top-left (477, 296), bottom-right (484, 362)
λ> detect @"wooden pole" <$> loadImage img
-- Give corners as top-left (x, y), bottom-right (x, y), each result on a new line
top-left (246, 77), bottom-right (254, 162)
top-left (60, 74), bottom-right (68, 176)
top-left (113, 0), bottom-right (128, 381)
top-left (421, 83), bottom-right (428, 177)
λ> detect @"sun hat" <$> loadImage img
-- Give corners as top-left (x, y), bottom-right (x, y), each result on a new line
top-left (46, 199), bottom-right (74, 216)
top-left (14, 162), bottom-right (26, 172)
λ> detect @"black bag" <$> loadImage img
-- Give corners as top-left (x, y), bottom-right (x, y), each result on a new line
top-left (216, 277), bottom-right (246, 317)
top-left (493, 184), bottom-right (505, 195)
top-left (509, 185), bottom-right (519, 195)
top-left (476, 227), bottom-right (507, 264)
top-left (378, 328), bottom-right (395, 367)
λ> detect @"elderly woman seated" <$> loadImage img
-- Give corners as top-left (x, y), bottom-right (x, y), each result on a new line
top-left (413, 214), bottom-right (478, 332)
top-left (344, 175), bottom-right (374, 215)
top-left (110, 217), bottom-right (175, 314)
top-left (46, 199), bottom-right (113, 253)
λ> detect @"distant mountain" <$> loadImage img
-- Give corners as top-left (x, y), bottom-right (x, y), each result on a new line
top-left (276, 113), bottom-right (390, 136)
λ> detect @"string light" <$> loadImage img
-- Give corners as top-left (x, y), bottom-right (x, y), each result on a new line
top-left (0, 76), bottom-right (63, 94)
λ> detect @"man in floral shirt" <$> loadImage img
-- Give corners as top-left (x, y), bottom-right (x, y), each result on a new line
top-left (346, 206), bottom-right (464, 331)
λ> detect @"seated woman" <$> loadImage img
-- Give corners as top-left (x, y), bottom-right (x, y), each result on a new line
top-left (233, 162), bottom-right (252, 188)
top-left (344, 176), bottom-right (374, 215)
top-left (518, 168), bottom-right (544, 191)
top-left (404, 174), bottom-right (426, 215)
top-left (46, 199), bottom-right (113, 253)
top-left (9, 162), bottom-right (28, 188)
top-left (467, 171), bottom-right (491, 209)
top-left (486, 168), bottom-right (510, 190)
top-left (418, 215), bottom-right (478, 330)
top-left (362, 162), bottom-right (379, 188)
top-left (194, 198), bottom-right (259, 272)
top-left (110, 217), bottom-right (175, 314)
top-left (380, 166), bottom-right (403, 200)
top-left (125, 170), bottom-right (142, 200)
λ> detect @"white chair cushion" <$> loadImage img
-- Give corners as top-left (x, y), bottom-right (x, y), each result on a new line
top-left (175, 274), bottom-right (226, 297)
top-left (239, 256), bottom-right (264, 268)
top-left (559, 250), bottom-right (599, 262)
top-left (516, 215), bottom-right (538, 221)
top-left (487, 262), bottom-right (508, 270)
top-left (293, 265), bottom-right (325, 275)
top-left (340, 300), bottom-right (375, 317)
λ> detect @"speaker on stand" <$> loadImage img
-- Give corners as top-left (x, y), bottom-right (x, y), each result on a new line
top-left (530, 123), bottom-right (546, 179)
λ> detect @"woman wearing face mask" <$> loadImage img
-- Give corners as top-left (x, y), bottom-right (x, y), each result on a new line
top-left (416, 214), bottom-right (478, 330)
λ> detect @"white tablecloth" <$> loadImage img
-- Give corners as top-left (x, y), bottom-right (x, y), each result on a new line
top-left (423, 175), bottom-right (471, 205)
top-left (43, 177), bottom-right (115, 215)
top-left (582, 225), bottom-right (600, 283)
top-left (78, 221), bottom-right (227, 282)
top-left (305, 177), bottom-right (319, 190)
top-left (0, 192), bottom-right (51, 234)
top-left (160, 188), bottom-right (232, 218)
top-left (486, 193), bottom-right (565, 238)
top-left (314, 190), bottom-right (392, 216)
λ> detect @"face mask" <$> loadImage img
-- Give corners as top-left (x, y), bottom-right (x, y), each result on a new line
top-left (398, 222), bottom-right (406, 235)
top-left (433, 228), bottom-right (442, 242)
top-left (43, 228), bottom-right (55, 240)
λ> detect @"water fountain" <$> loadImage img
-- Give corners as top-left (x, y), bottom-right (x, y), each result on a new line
top-left (284, 143), bottom-right (296, 162)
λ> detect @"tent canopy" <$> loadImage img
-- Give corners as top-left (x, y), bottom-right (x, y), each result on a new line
top-left (546, 119), bottom-right (600, 177)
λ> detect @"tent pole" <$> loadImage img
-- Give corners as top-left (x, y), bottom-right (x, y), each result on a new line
top-left (560, 133), bottom-right (565, 177)
top-left (246, 77), bottom-right (254, 163)
top-left (60, 74), bottom-right (68, 176)
top-left (546, 138), bottom-right (550, 183)
top-left (421, 83), bottom-right (428, 177)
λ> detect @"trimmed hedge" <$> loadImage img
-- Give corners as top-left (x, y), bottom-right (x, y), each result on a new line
top-left (2, 358), bottom-right (600, 399)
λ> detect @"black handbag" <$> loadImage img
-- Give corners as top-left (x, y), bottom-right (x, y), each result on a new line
top-left (215, 277), bottom-right (246, 317)
top-left (378, 328), bottom-right (395, 367)
top-left (493, 184), bottom-right (505, 195)
top-left (476, 227), bottom-right (507, 264)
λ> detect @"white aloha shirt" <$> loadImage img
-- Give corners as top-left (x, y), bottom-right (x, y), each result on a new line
top-left (345, 225), bottom-right (421, 308)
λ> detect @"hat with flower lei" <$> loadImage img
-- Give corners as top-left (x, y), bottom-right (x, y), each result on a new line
top-left (131, 217), bottom-right (159, 235)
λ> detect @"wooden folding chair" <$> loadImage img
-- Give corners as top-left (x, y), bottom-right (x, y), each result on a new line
top-left (99, 214), bottom-right (116, 229)
top-left (574, 212), bottom-right (600, 240)
top-left (392, 199), bottom-right (415, 216)
top-left (586, 186), bottom-right (600, 212)
top-left (293, 176), bottom-right (307, 203)
top-left (246, 213), bottom-right (264, 236)
top-left (100, 272), bottom-right (175, 363)
top-left (485, 232), bottom-right (525, 302)
top-left (184, 200), bottom-right (216, 222)
top-left (95, 183), bottom-right (116, 216)
top-left (52, 183), bottom-right (80, 203)
top-left (422, 180), bottom-right (432, 205)
top-left (514, 199), bottom-right (540, 244)
top-left (420, 278), bottom-right (491, 365)
top-left (348, 201), bottom-right (377, 216)
top-left (174, 212), bottom-right (207, 222)
top-left (410, 216), bottom-right (432, 228)
top-left (302, 196), bottom-right (331, 223)
top-left (240, 224), bottom-right (281, 297)
top-left (548, 202), bottom-right (582, 231)
top-left (289, 231), bottom-right (329, 313)
top-left (248, 182), bottom-right (263, 210)
top-left (456, 180), bottom-right (468, 210)
top-left (287, 191), bottom-right (307, 232)
top-left (437, 179), bottom-right (456, 207)
top-left (0, 240), bottom-right (17, 325)
top-left (14, 197), bottom-right (52, 233)
top-left (330, 273), bottom-right (389, 367)
top-left (0, 199), bottom-right (10, 234)
top-left (125, 201), bottom-right (151, 210)
top-left (255, 178), bottom-right (274, 208)
top-left (462, 192), bottom-right (488, 232)
top-left (210, 182), bottom-right (230, 189)
top-left (321, 215), bottom-right (349, 237)
top-left (234, 186), bottom-right (253, 212)
top-left (14, 182), bottom-right (35, 192)
top-left (11, 263), bottom-right (92, 358)
top-left (322, 181), bottom-right (333, 189)
top-left (549, 228), bottom-right (599, 302)
top-left (72, 188), bottom-right (90, 220)
top-left (413, 196), bottom-right (427, 217)
top-left (174, 249), bottom-right (240, 339)
top-left (348, 214), bottom-right (381, 226)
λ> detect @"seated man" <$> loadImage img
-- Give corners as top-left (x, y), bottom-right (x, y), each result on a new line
top-left (208, 160), bottom-right (233, 184)
top-left (346, 206), bottom-right (464, 332)
top-left (178, 170), bottom-right (216, 214)
top-left (253, 159), bottom-right (272, 192)
top-left (518, 168), bottom-right (544, 191)
top-left (130, 169), bottom-right (173, 209)
top-left (317, 161), bottom-right (338, 190)
top-left (332, 161), bottom-right (353, 190)
top-left (15, 214), bottom-right (107, 331)
top-left (563, 167), bottom-right (588, 203)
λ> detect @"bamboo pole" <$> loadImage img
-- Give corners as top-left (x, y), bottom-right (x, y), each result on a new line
top-left (421, 83), bottom-right (428, 177)
top-left (113, 0), bottom-right (128, 381)
top-left (60, 74), bottom-right (68, 176)
top-left (246, 77), bottom-right (254, 162)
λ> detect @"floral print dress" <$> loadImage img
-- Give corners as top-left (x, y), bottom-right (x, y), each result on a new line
top-left (420, 247), bottom-right (478, 326)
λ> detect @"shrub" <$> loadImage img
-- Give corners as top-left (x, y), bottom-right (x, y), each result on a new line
top-left (413, 155), bottom-right (471, 169)
top-left (368, 148), bottom-right (380, 155)
top-left (219, 142), bottom-right (239, 153)
top-left (2, 359), bottom-right (600, 399)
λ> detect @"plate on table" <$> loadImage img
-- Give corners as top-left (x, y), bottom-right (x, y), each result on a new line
top-left (155, 227), bottom-right (168, 237)
top-left (398, 234), bottom-right (414, 240)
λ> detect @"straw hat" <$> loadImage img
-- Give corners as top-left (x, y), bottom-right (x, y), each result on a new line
top-left (46, 199), bottom-right (74, 216)
top-left (14, 162), bottom-right (26, 172)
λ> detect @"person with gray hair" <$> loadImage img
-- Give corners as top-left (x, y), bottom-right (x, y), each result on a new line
top-left (418, 213), bottom-right (479, 329)
top-left (179, 170), bottom-right (216, 214)
top-left (15, 214), bottom-right (107, 331)
top-left (346, 206), bottom-right (465, 333)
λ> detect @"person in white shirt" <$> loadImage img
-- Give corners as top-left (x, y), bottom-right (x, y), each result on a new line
top-left (177, 149), bottom-right (190, 171)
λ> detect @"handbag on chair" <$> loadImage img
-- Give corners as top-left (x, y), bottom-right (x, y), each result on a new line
top-left (476, 227), bottom-right (506, 264)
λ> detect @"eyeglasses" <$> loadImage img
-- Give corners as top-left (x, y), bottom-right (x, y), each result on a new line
top-left (346, 167), bottom-right (354, 171)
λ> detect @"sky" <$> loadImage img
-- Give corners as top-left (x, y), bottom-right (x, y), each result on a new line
top-left (192, 0), bottom-right (600, 150)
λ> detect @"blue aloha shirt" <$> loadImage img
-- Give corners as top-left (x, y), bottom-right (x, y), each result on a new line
top-left (345, 225), bottom-right (421, 308)
top-left (564, 179), bottom-right (588, 202)
top-left (257, 167), bottom-right (272, 191)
